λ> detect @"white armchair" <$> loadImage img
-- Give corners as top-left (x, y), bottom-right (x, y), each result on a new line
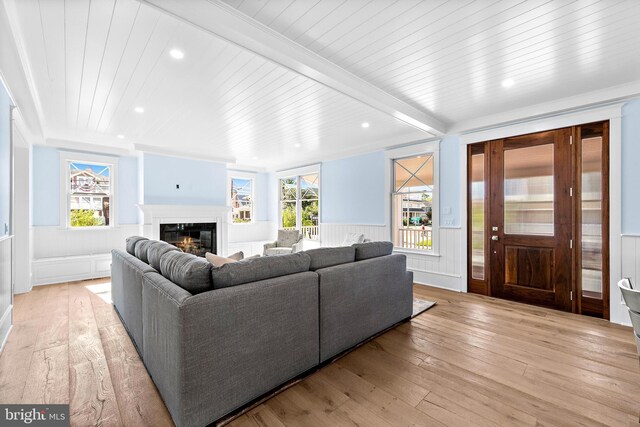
top-left (264, 229), bottom-right (303, 256)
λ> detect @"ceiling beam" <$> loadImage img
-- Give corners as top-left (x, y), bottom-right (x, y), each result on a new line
top-left (140, 0), bottom-right (446, 136)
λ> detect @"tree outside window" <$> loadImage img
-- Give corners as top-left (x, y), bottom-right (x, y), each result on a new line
top-left (279, 173), bottom-right (319, 240)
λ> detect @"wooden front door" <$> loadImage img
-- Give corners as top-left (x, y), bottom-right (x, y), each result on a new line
top-left (488, 129), bottom-right (573, 311)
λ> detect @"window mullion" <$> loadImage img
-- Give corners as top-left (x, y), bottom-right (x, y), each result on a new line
top-left (296, 176), bottom-right (302, 231)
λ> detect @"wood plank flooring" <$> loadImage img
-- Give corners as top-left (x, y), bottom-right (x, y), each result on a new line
top-left (0, 279), bottom-right (639, 426)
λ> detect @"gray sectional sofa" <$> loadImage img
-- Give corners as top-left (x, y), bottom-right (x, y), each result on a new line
top-left (111, 237), bottom-right (413, 427)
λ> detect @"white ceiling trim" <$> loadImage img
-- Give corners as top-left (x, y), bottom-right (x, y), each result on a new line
top-left (139, 0), bottom-right (446, 136)
top-left (450, 80), bottom-right (640, 135)
top-left (133, 143), bottom-right (237, 165)
top-left (1, 0), bottom-right (45, 144)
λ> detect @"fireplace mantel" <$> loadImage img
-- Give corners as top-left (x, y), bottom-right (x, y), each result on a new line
top-left (137, 204), bottom-right (230, 255)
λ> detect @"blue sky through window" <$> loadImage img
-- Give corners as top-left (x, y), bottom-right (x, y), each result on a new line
top-left (70, 162), bottom-right (110, 177)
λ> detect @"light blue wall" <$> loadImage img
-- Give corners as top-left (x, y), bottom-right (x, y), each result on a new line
top-left (321, 151), bottom-right (386, 224)
top-left (31, 146), bottom-right (60, 226)
top-left (320, 141), bottom-right (461, 226)
top-left (118, 156), bottom-right (139, 224)
top-left (31, 146), bottom-right (139, 226)
top-left (622, 99), bottom-right (640, 235)
top-left (142, 153), bottom-right (227, 205)
top-left (0, 83), bottom-right (10, 236)
top-left (439, 136), bottom-right (461, 227)
top-left (253, 172), bottom-right (272, 221)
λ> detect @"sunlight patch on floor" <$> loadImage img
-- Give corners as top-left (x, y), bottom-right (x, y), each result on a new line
top-left (84, 281), bottom-right (112, 304)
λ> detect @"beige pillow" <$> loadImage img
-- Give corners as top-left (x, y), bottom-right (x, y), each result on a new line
top-left (228, 251), bottom-right (244, 261)
top-left (205, 252), bottom-right (238, 267)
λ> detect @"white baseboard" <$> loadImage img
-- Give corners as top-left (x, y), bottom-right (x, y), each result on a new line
top-left (412, 270), bottom-right (463, 292)
top-left (0, 306), bottom-right (12, 353)
top-left (32, 253), bottom-right (112, 286)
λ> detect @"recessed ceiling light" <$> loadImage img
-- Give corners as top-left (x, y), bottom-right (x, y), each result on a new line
top-left (294, 143), bottom-right (301, 148)
top-left (117, 134), bottom-right (125, 139)
top-left (502, 78), bottom-right (515, 88)
top-left (134, 106), bottom-right (144, 113)
top-left (169, 49), bottom-right (184, 60)
top-left (361, 122), bottom-right (370, 129)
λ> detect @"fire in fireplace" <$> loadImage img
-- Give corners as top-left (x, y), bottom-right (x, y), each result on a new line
top-left (159, 222), bottom-right (216, 257)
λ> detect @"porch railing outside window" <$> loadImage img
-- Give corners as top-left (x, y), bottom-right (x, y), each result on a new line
top-left (392, 154), bottom-right (434, 250)
top-left (279, 173), bottom-right (319, 240)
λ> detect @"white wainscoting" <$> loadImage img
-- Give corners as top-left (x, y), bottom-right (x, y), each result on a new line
top-left (319, 223), bottom-right (462, 291)
top-left (32, 224), bottom-right (140, 258)
top-left (32, 254), bottom-right (112, 286)
top-left (619, 234), bottom-right (640, 326)
top-left (399, 227), bottom-right (462, 291)
top-left (0, 236), bottom-right (13, 352)
top-left (31, 224), bottom-right (139, 286)
top-left (319, 223), bottom-right (389, 247)
top-left (228, 221), bottom-right (275, 243)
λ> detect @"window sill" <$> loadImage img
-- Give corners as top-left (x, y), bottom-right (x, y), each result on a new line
top-left (59, 225), bottom-right (119, 231)
top-left (393, 247), bottom-right (441, 257)
top-left (229, 222), bottom-right (255, 226)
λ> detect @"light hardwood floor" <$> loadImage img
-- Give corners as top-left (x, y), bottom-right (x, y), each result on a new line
top-left (1, 279), bottom-right (639, 426)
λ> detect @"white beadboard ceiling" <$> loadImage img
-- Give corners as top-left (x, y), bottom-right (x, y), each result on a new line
top-left (7, 0), bottom-right (640, 170)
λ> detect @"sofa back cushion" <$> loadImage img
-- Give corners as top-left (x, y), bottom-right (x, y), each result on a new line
top-left (352, 241), bottom-right (394, 261)
top-left (211, 252), bottom-right (311, 289)
top-left (305, 247), bottom-right (355, 271)
top-left (126, 236), bottom-right (148, 255)
top-left (134, 239), bottom-right (156, 264)
top-left (159, 251), bottom-right (212, 294)
top-left (148, 241), bottom-right (181, 272)
top-left (277, 229), bottom-right (300, 248)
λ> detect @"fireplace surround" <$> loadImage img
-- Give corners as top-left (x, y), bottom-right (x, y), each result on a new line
top-left (137, 204), bottom-right (230, 257)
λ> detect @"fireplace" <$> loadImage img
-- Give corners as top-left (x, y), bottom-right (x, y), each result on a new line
top-left (159, 222), bottom-right (217, 257)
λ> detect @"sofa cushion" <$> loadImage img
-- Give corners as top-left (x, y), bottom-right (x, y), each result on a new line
top-left (205, 252), bottom-right (238, 267)
top-left (211, 252), bottom-right (311, 289)
top-left (228, 251), bottom-right (244, 261)
top-left (134, 239), bottom-right (156, 264)
top-left (148, 241), bottom-right (181, 272)
top-left (126, 236), bottom-right (148, 255)
top-left (264, 247), bottom-right (294, 256)
top-left (305, 247), bottom-right (355, 271)
top-left (352, 241), bottom-right (394, 261)
top-left (159, 251), bottom-right (212, 294)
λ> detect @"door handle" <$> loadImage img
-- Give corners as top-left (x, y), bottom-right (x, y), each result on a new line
top-left (491, 235), bottom-right (499, 241)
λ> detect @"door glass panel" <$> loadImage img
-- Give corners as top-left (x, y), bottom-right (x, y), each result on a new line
top-left (581, 136), bottom-right (603, 299)
top-left (471, 153), bottom-right (485, 280)
top-left (504, 144), bottom-right (554, 235)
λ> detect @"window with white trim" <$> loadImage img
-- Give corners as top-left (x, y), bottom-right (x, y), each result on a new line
top-left (230, 177), bottom-right (253, 223)
top-left (67, 161), bottom-right (113, 227)
top-left (279, 173), bottom-right (319, 240)
top-left (389, 142), bottom-right (439, 254)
